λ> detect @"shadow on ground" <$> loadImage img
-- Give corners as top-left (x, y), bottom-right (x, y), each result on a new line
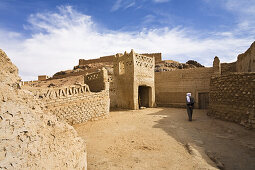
top-left (149, 107), bottom-right (255, 170)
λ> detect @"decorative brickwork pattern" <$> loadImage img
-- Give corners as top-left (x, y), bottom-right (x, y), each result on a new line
top-left (84, 68), bottom-right (109, 92)
top-left (33, 84), bottom-right (110, 125)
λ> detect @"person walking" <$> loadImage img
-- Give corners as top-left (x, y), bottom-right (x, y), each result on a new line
top-left (186, 93), bottom-right (195, 121)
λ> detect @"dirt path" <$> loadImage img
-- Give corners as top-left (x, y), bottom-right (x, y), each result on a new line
top-left (74, 108), bottom-right (255, 170)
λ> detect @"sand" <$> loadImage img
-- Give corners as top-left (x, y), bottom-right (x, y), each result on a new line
top-left (74, 108), bottom-right (255, 170)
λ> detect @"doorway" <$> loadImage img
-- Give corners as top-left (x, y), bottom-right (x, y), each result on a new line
top-left (138, 86), bottom-right (150, 108)
top-left (198, 92), bottom-right (209, 109)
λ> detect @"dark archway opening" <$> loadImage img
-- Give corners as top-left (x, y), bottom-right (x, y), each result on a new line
top-left (138, 86), bottom-right (150, 108)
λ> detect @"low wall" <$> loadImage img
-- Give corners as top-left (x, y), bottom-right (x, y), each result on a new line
top-left (155, 67), bottom-right (213, 108)
top-left (33, 84), bottom-right (110, 124)
top-left (208, 72), bottom-right (255, 129)
top-left (21, 80), bottom-right (38, 85)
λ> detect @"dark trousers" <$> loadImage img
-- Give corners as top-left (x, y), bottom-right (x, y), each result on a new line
top-left (186, 106), bottom-right (193, 121)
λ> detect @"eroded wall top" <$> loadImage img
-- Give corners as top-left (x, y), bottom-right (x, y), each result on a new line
top-left (236, 41), bottom-right (255, 72)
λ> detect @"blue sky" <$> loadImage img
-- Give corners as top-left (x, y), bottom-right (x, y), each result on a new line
top-left (0, 0), bottom-right (254, 80)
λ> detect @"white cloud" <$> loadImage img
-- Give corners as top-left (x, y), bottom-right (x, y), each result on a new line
top-left (203, 0), bottom-right (255, 35)
top-left (0, 6), bottom-right (254, 81)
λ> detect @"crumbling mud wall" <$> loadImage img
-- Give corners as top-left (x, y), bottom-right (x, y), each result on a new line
top-left (0, 49), bottom-right (87, 169)
top-left (208, 73), bottom-right (255, 129)
top-left (221, 62), bottom-right (236, 75)
top-left (236, 41), bottom-right (255, 72)
top-left (141, 53), bottom-right (162, 63)
top-left (155, 67), bottom-right (214, 108)
top-left (79, 55), bottom-right (115, 65)
top-left (78, 53), bottom-right (161, 66)
top-left (32, 84), bottom-right (110, 125)
top-left (108, 74), bottom-right (117, 108)
top-left (84, 68), bottom-right (109, 92)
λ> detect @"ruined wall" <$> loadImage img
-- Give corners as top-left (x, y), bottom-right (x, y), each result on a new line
top-left (32, 84), bottom-right (110, 125)
top-left (208, 73), bottom-right (255, 129)
top-left (236, 41), bottom-right (255, 72)
top-left (221, 62), bottom-right (236, 75)
top-left (141, 53), bottom-right (162, 63)
top-left (79, 55), bottom-right (115, 65)
top-left (51, 67), bottom-right (104, 79)
top-left (78, 53), bottom-right (161, 66)
top-left (0, 49), bottom-right (87, 169)
top-left (84, 68), bottom-right (109, 92)
top-left (52, 69), bottom-right (87, 79)
top-left (108, 75), bottom-right (118, 108)
top-left (155, 67), bottom-right (214, 108)
top-left (21, 80), bottom-right (38, 85)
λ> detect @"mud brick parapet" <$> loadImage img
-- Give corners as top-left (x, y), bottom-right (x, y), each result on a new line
top-left (79, 55), bottom-right (115, 65)
top-left (208, 72), bottom-right (255, 129)
top-left (32, 84), bottom-right (110, 124)
top-left (78, 53), bottom-right (161, 66)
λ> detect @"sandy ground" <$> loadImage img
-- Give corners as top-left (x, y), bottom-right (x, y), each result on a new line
top-left (74, 108), bottom-right (255, 170)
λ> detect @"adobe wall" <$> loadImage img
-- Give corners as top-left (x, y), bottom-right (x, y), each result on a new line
top-left (108, 75), bottom-right (117, 108)
top-left (79, 55), bottom-right (115, 65)
top-left (155, 67), bottom-right (214, 108)
top-left (84, 68), bottom-right (109, 92)
top-left (112, 50), bottom-right (155, 110)
top-left (141, 53), bottom-right (162, 63)
top-left (221, 62), bottom-right (236, 75)
top-left (134, 52), bottom-right (156, 109)
top-left (236, 41), bottom-right (255, 72)
top-left (38, 75), bottom-right (49, 81)
top-left (208, 73), bottom-right (255, 129)
top-left (78, 53), bottom-right (161, 66)
top-left (112, 52), bottom-right (135, 109)
top-left (33, 84), bottom-right (110, 124)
